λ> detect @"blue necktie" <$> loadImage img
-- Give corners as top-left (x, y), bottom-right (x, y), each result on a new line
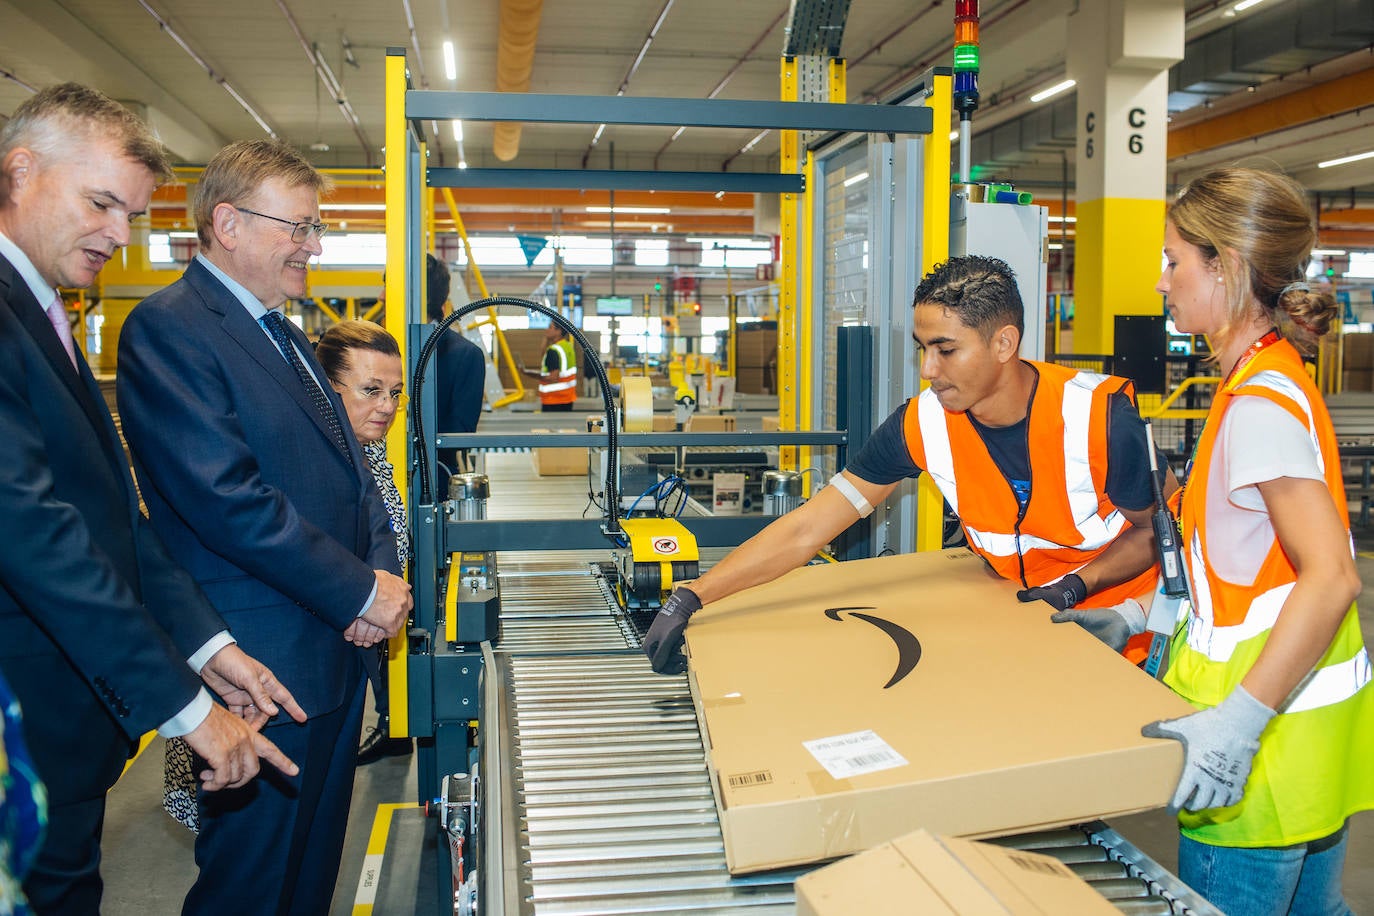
top-left (261, 311), bottom-right (354, 467)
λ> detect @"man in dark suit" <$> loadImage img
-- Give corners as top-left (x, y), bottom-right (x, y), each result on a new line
top-left (117, 139), bottom-right (413, 916)
top-left (0, 84), bottom-right (303, 915)
top-left (426, 252), bottom-right (486, 448)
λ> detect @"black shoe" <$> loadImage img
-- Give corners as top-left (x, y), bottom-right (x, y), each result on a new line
top-left (357, 718), bottom-right (413, 765)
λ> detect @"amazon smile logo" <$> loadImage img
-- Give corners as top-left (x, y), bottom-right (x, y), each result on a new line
top-left (825, 607), bottom-right (922, 689)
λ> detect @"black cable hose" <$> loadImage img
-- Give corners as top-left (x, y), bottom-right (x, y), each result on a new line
top-left (410, 296), bottom-right (621, 534)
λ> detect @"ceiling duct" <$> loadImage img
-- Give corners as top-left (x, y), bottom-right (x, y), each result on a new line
top-left (494, 0), bottom-right (545, 162)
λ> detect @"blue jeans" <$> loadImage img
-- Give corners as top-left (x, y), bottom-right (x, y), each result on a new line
top-left (1179, 824), bottom-right (1352, 916)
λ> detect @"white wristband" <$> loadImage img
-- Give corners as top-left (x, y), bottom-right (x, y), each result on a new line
top-left (829, 473), bottom-right (874, 518)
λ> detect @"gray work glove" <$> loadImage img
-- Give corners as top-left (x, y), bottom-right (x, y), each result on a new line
top-left (643, 587), bottom-right (703, 675)
top-left (1050, 598), bottom-right (1147, 652)
top-left (1141, 685), bottom-right (1276, 813)
top-left (1016, 573), bottom-right (1086, 612)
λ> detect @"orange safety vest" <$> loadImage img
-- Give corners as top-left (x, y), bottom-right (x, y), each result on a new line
top-left (903, 361), bottom-right (1157, 661)
top-left (1169, 337), bottom-right (1374, 847)
top-left (538, 337), bottom-right (578, 406)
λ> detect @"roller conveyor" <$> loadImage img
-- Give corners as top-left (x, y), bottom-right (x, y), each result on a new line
top-left (480, 551), bottom-right (1223, 916)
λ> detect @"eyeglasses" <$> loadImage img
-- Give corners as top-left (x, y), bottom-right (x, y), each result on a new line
top-left (235, 207), bottom-right (329, 244)
top-left (350, 385), bottom-right (407, 406)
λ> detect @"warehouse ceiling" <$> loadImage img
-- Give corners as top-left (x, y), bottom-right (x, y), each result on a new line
top-left (1, 0), bottom-right (1372, 243)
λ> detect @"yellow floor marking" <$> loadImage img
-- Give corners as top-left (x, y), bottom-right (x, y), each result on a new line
top-left (352, 802), bottom-right (419, 914)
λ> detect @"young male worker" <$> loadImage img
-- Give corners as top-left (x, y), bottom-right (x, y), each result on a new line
top-left (645, 256), bottom-right (1177, 674)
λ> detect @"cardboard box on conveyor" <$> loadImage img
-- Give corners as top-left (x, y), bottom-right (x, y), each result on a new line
top-left (686, 548), bottom-right (1191, 875)
top-left (795, 829), bottom-right (1122, 915)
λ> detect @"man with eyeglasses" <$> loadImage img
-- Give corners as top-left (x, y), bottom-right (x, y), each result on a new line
top-left (117, 139), bottom-right (413, 915)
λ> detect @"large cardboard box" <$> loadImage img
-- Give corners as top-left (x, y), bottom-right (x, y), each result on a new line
top-left (530, 428), bottom-right (588, 476)
top-left (685, 413), bottom-right (737, 432)
top-left (687, 549), bottom-right (1191, 874)
top-left (796, 829), bottom-right (1120, 916)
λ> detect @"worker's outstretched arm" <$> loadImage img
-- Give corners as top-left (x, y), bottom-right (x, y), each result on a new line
top-left (643, 471), bottom-right (897, 673)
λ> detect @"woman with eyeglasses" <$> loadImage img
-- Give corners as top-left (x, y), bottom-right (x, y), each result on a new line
top-left (315, 320), bottom-right (413, 764)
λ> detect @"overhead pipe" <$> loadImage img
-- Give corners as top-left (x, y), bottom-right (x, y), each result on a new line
top-left (273, 0), bottom-right (373, 163)
top-left (580, 0), bottom-right (674, 167)
top-left (652, 5), bottom-right (785, 170)
top-left (135, 0), bottom-right (277, 138)
top-left (494, 0), bottom-right (546, 161)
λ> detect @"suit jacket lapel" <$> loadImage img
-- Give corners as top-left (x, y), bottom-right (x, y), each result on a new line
top-left (184, 260), bottom-right (360, 482)
top-left (0, 256), bottom-right (121, 468)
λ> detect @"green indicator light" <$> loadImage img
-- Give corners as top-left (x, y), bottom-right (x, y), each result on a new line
top-left (953, 45), bottom-right (979, 71)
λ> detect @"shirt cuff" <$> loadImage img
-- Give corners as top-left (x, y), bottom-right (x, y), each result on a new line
top-left (157, 687), bottom-right (214, 738)
top-left (187, 631), bottom-right (236, 675)
top-left (357, 579), bottom-right (378, 619)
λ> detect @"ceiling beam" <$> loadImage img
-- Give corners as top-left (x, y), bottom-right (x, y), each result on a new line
top-left (1168, 64), bottom-right (1374, 159)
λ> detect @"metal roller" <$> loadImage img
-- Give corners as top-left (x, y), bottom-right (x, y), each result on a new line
top-left (479, 549), bottom-right (1220, 915)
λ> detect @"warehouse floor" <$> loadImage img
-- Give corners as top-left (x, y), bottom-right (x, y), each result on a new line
top-left (94, 498), bottom-right (1374, 915)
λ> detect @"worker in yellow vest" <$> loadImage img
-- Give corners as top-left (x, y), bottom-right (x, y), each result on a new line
top-left (526, 324), bottom-right (577, 412)
top-left (1142, 167), bottom-right (1374, 916)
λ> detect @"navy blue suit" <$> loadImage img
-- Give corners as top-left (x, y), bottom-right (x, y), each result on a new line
top-left (0, 251), bottom-right (222, 913)
top-left (433, 324), bottom-right (484, 436)
top-left (117, 258), bottom-right (400, 916)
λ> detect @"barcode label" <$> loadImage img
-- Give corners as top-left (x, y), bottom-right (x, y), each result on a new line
top-left (803, 729), bottom-right (908, 780)
top-left (1007, 852), bottom-right (1064, 877)
top-left (727, 770), bottom-right (773, 788)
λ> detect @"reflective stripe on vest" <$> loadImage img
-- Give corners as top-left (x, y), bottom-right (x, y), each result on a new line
top-left (538, 339), bottom-right (578, 398)
top-left (919, 370), bottom-right (1126, 559)
top-left (1180, 348), bottom-right (1365, 716)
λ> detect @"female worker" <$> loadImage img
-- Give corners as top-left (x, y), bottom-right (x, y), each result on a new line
top-left (1142, 167), bottom-right (1374, 916)
top-left (316, 320), bottom-right (412, 763)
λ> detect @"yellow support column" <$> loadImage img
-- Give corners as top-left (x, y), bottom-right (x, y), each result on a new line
top-left (916, 71), bottom-right (953, 553)
top-left (779, 56), bottom-right (800, 470)
top-left (1067, 0), bottom-right (1183, 355)
top-left (382, 49), bottom-right (410, 739)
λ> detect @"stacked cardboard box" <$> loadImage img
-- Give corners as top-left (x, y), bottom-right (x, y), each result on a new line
top-left (687, 548), bottom-right (1191, 874)
top-left (1344, 332), bottom-right (1374, 392)
top-left (496, 329), bottom-right (600, 390)
top-left (735, 325), bottom-right (777, 394)
top-left (530, 428), bottom-right (588, 476)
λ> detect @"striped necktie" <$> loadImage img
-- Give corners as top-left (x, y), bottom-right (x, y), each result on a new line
top-left (260, 311), bottom-right (354, 466)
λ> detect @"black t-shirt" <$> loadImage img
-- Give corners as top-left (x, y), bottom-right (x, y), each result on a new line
top-left (845, 377), bottom-right (1160, 513)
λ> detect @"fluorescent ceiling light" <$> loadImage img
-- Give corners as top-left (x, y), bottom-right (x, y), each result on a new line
top-left (586, 206), bottom-right (671, 214)
top-left (1312, 248), bottom-right (1347, 256)
top-left (1047, 215), bottom-right (1077, 223)
top-left (1318, 150), bottom-right (1374, 169)
top-left (452, 120), bottom-right (463, 142)
top-left (843, 171), bottom-right (869, 188)
top-left (740, 130), bottom-right (770, 154)
top-left (1049, 243), bottom-right (1064, 250)
top-left (442, 41), bottom-right (457, 81)
top-left (1030, 79), bottom-right (1076, 103)
top-left (320, 203), bottom-right (386, 211)
top-left (591, 124), bottom-right (606, 146)
top-left (168, 231), bottom-right (198, 239)
top-left (1233, 0), bottom-right (1266, 10)
top-left (458, 159), bottom-right (468, 170)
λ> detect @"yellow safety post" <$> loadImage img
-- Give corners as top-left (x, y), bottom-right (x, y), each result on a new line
top-left (779, 56), bottom-right (800, 469)
top-left (382, 49), bottom-right (410, 740)
top-left (915, 71), bottom-right (953, 553)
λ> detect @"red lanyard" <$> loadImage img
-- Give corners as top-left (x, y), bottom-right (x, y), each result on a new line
top-left (1224, 328), bottom-right (1281, 387)
top-left (1182, 328), bottom-right (1281, 485)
